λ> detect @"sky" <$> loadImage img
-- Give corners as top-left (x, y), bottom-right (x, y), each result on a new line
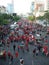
top-left (0, 0), bottom-right (33, 15)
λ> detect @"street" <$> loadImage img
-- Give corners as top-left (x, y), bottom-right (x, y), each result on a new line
top-left (0, 21), bottom-right (49, 65)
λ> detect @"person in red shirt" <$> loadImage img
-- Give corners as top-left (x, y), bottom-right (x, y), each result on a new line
top-left (25, 41), bottom-right (29, 52)
top-left (8, 51), bottom-right (11, 59)
top-left (43, 45), bottom-right (48, 56)
top-left (15, 51), bottom-right (19, 58)
top-left (22, 35), bottom-right (26, 41)
top-left (18, 36), bottom-right (21, 42)
top-left (26, 36), bottom-right (29, 43)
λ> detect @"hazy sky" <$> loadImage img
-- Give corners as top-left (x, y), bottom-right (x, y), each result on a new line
top-left (0, 0), bottom-right (33, 14)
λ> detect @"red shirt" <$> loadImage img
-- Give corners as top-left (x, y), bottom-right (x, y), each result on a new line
top-left (26, 37), bottom-right (29, 42)
top-left (3, 51), bottom-right (6, 57)
top-left (9, 36), bottom-right (13, 41)
top-left (18, 45), bottom-right (20, 49)
top-left (8, 51), bottom-right (11, 56)
top-left (43, 46), bottom-right (48, 53)
top-left (15, 51), bottom-right (19, 57)
top-left (22, 35), bottom-right (26, 40)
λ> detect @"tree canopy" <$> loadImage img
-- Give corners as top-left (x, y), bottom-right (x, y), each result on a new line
top-left (37, 16), bottom-right (44, 21)
top-left (27, 15), bottom-right (35, 21)
top-left (0, 13), bottom-right (21, 25)
top-left (44, 11), bottom-right (49, 22)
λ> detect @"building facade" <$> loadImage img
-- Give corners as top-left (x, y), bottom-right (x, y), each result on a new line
top-left (6, 0), bottom-right (14, 14)
top-left (47, 0), bottom-right (49, 10)
top-left (0, 6), bottom-right (7, 13)
top-left (7, 4), bottom-right (14, 14)
top-left (31, 0), bottom-right (49, 17)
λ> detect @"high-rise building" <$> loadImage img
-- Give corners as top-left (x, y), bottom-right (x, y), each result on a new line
top-left (7, 4), bottom-right (14, 14)
top-left (6, 0), bottom-right (14, 14)
top-left (34, 0), bottom-right (49, 11)
top-left (0, 6), bottom-right (7, 13)
top-left (31, 2), bottom-right (35, 12)
top-left (31, 0), bottom-right (49, 17)
top-left (11, 0), bottom-right (14, 13)
top-left (47, 0), bottom-right (49, 10)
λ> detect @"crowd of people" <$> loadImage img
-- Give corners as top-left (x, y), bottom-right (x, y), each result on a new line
top-left (0, 21), bottom-right (49, 65)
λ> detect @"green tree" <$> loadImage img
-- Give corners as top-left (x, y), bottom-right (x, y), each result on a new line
top-left (43, 11), bottom-right (49, 26)
top-left (0, 14), bottom-right (3, 25)
top-left (37, 16), bottom-right (44, 21)
top-left (2, 14), bottom-right (13, 19)
top-left (0, 14), bottom-right (11, 25)
top-left (0, 19), bottom-right (9, 25)
top-left (13, 16), bottom-right (21, 22)
top-left (3, 19), bottom-right (9, 25)
top-left (28, 15), bottom-right (35, 21)
top-left (0, 13), bottom-right (21, 25)
top-left (44, 11), bottom-right (49, 22)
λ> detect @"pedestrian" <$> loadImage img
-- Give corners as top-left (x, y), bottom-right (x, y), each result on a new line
top-left (8, 51), bottom-right (11, 59)
top-left (15, 51), bottom-right (19, 63)
top-left (13, 44), bottom-right (16, 51)
top-left (11, 55), bottom-right (13, 63)
top-left (42, 45), bottom-right (48, 56)
top-left (25, 41), bottom-right (29, 52)
top-left (33, 49), bottom-right (36, 56)
top-left (20, 57), bottom-right (24, 65)
top-left (7, 38), bottom-right (10, 48)
top-left (15, 51), bottom-right (19, 58)
top-left (37, 44), bottom-right (42, 52)
top-left (26, 47), bottom-right (29, 52)
top-left (21, 41), bottom-right (25, 53)
top-left (18, 45), bottom-right (20, 52)
top-left (9, 55), bottom-right (13, 65)
top-left (2, 39), bottom-right (5, 46)
top-left (36, 49), bottom-right (39, 56)
top-left (22, 47), bottom-right (25, 53)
